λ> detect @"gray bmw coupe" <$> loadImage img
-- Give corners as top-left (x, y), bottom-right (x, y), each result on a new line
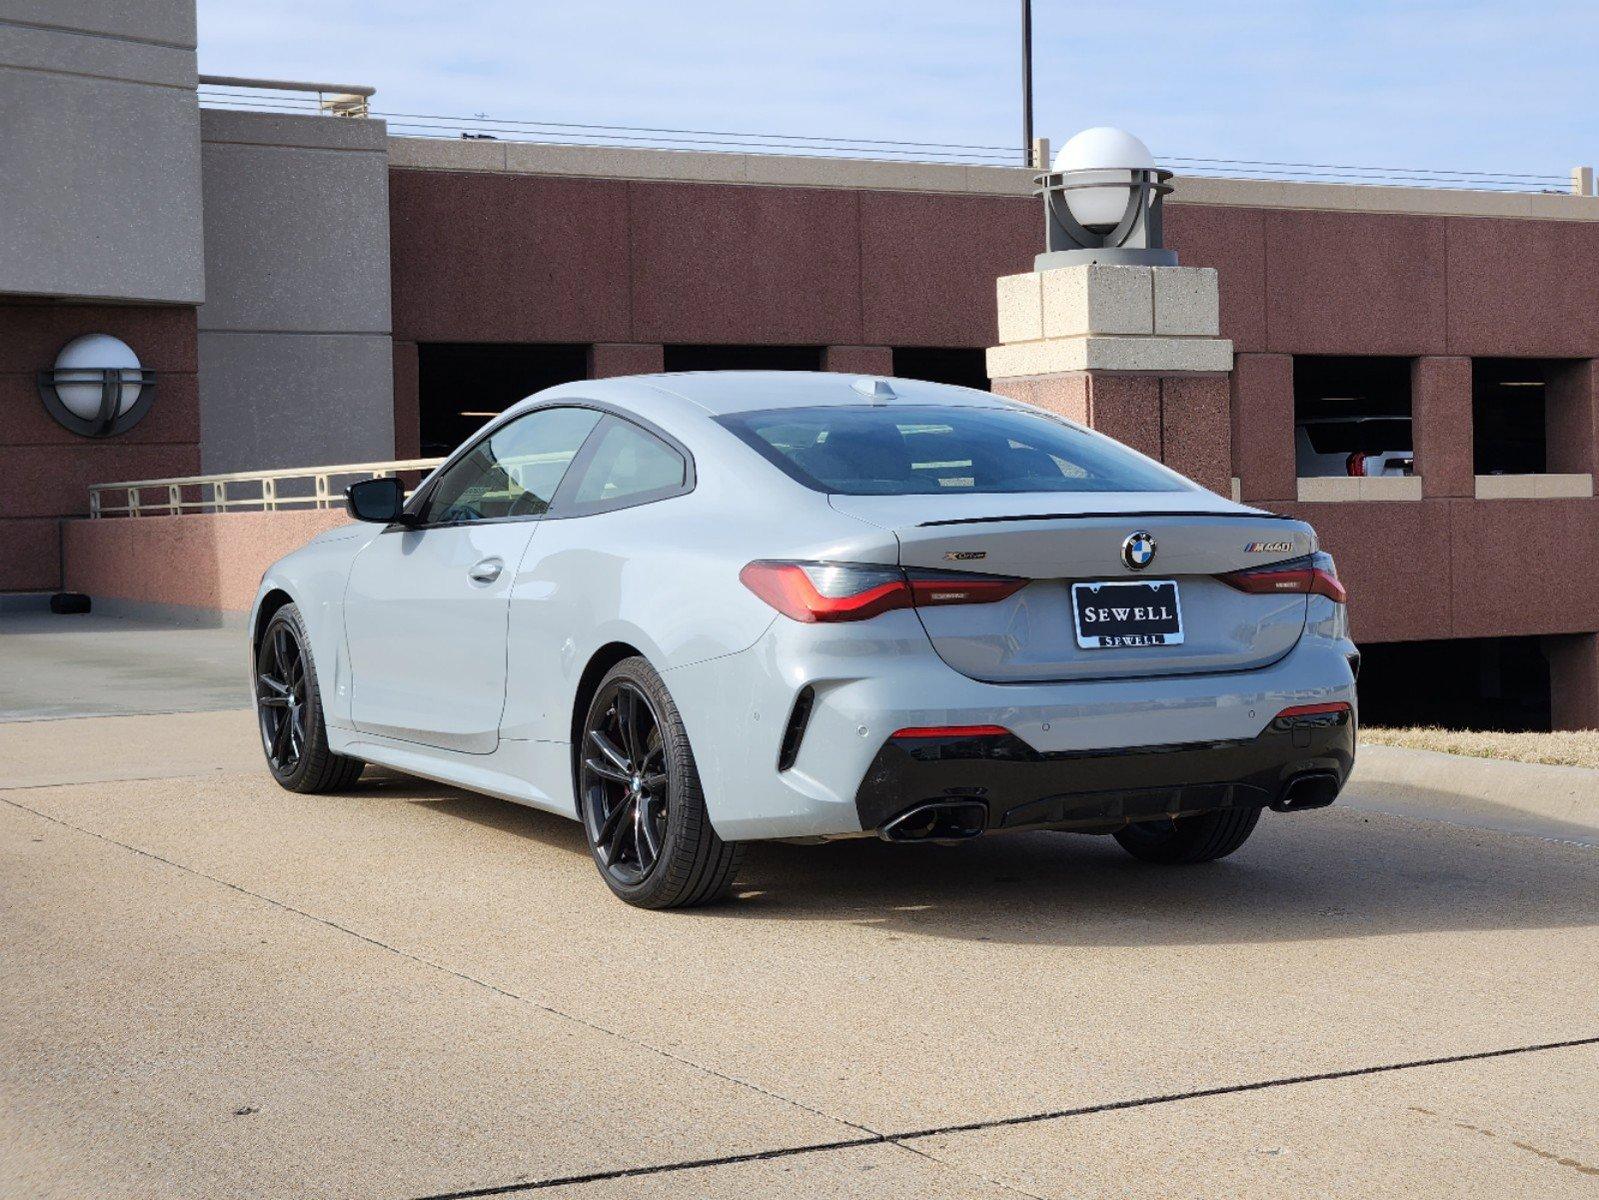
top-left (251, 372), bottom-right (1357, 907)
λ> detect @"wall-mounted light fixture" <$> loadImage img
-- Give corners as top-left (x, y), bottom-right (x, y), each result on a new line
top-left (1036, 127), bottom-right (1177, 270)
top-left (37, 334), bottom-right (156, 438)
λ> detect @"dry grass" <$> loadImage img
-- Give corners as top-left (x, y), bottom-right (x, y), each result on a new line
top-left (1363, 726), bottom-right (1599, 770)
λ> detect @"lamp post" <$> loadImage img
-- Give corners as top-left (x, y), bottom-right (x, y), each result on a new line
top-left (987, 126), bottom-right (1233, 492)
top-left (1034, 127), bottom-right (1177, 269)
top-left (1020, 0), bottom-right (1034, 166)
top-left (36, 334), bottom-right (156, 438)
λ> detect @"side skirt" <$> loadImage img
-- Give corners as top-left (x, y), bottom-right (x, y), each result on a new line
top-left (330, 726), bottom-right (579, 820)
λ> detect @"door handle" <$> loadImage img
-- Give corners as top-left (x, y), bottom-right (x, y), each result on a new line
top-left (468, 557), bottom-right (503, 583)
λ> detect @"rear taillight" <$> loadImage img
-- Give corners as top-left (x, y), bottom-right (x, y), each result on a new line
top-left (1218, 551), bottom-right (1346, 604)
top-left (739, 561), bottom-right (1026, 623)
top-left (905, 569), bottom-right (1026, 608)
top-left (738, 562), bottom-right (907, 622)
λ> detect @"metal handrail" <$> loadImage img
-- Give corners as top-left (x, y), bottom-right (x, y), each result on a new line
top-left (197, 74), bottom-right (375, 117)
top-left (89, 459), bottom-right (444, 518)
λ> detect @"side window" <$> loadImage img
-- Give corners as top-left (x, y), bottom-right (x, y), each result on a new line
top-left (421, 407), bottom-right (602, 525)
top-left (564, 417), bottom-right (689, 513)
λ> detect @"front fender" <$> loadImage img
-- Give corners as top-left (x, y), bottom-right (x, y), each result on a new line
top-left (249, 525), bottom-right (373, 728)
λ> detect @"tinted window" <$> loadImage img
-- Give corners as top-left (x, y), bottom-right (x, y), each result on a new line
top-left (423, 406), bottom-right (602, 524)
top-left (718, 405), bottom-right (1185, 495)
top-left (567, 417), bottom-right (688, 510)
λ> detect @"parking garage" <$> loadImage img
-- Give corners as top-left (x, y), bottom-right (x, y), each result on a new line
top-left (8, 55), bottom-right (1599, 729)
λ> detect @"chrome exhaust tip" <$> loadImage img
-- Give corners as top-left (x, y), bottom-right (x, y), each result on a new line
top-left (1270, 771), bottom-right (1340, 813)
top-left (878, 799), bottom-right (988, 843)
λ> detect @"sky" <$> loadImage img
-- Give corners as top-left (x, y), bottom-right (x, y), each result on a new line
top-left (195, 1), bottom-right (1598, 183)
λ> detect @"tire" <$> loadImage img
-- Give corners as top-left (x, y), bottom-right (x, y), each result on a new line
top-left (1112, 805), bottom-right (1262, 865)
top-left (577, 656), bottom-right (743, 909)
top-left (255, 603), bottom-right (364, 794)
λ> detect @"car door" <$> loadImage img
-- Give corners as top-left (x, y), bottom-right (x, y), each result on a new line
top-left (500, 413), bottom-right (694, 745)
top-left (343, 405), bottom-right (603, 752)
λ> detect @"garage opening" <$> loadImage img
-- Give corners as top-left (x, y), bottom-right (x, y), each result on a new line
top-left (1292, 356), bottom-right (1413, 478)
top-left (892, 347), bottom-right (990, 391)
top-left (1357, 637), bottom-right (1551, 731)
top-left (662, 345), bottom-right (822, 373)
top-left (417, 343), bottom-right (587, 458)
top-left (1471, 358), bottom-right (1593, 476)
top-left (1473, 359), bottom-right (1548, 475)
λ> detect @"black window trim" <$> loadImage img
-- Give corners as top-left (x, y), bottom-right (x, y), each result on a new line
top-left (545, 412), bottom-right (695, 519)
top-left (394, 400), bottom-right (696, 532)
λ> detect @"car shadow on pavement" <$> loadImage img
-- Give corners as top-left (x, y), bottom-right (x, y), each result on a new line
top-left (397, 783), bottom-right (590, 853)
top-left (712, 811), bottom-right (1599, 947)
top-left (395, 778), bottom-right (1598, 948)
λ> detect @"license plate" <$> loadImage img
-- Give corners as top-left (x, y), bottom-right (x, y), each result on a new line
top-left (1072, 580), bottom-right (1184, 649)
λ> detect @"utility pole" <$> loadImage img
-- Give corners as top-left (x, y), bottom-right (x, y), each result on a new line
top-left (1021, 0), bottom-right (1034, 166)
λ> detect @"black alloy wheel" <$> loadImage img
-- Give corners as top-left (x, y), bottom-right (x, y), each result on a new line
top-left (577, 657), bottom-right (743, 908)
top-left (257, 619), bottom-right (308, 776)
top-left (581, 680), bottom-right (670, 886)
top-left (254, 603), bottom-right (364, 793)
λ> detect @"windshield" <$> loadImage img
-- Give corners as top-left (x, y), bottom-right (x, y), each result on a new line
top-left (718, 405), bottom-right (1188, 496)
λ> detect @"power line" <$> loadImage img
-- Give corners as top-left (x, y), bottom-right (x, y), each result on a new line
top-left (378, 124), bottom-right (1018, 164)
top-left (193, 89), bottom-right (1577, 192)
top-left (1161, 153), bottom-right (1565, 183)
top-left (196, 89), bottom-right (1026, 153)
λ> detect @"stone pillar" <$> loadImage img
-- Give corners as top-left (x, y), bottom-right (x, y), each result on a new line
top-left (823, 345), bottom-right (894, 376)
top-left (1162, 374), bottom-right (1233, 495)
top-left (987, 264), bottom-right (1233, 494)
top-left (1411, 356), bottom-right (1474, 497)
top-left (1546, 633), bottom-right (1599, 731)
top-left (392, 341), bottom-right (420, 459)
top-left (1545, 359), bottom-right (1598, 476)
top-left (1230, 354), bottom-right (1295, 502)
top-left (588, 343), bottom-right (664, 379)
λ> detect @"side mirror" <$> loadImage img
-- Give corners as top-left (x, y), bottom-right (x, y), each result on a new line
top-left (345, 477), bottom-right (409, 524)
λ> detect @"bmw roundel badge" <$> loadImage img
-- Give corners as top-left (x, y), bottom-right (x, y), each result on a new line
top-left (1122, 530), bottom-right (1156, 570)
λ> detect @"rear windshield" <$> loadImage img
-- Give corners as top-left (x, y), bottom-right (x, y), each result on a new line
top-left (718, 405), bottom-right (1187, 496)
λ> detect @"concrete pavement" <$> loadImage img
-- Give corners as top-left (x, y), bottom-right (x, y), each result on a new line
top-left (1, 615), bottom-right (1596, 1197)
top-left (0, 611), bottom-right (246, 721)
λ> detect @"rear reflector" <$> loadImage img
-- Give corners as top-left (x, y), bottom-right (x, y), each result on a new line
top-left (1275, 702), bottom-right (1352, 720)
top-left (1218, 551), bottom-right (1347, 604)
top-left (740, 560), bottom-right (1025, 623)
top-left (891, 725), bottom-right (1012, 740)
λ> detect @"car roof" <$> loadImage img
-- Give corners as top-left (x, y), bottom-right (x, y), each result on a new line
top-left (532, 371), bottom-right (1021, 421)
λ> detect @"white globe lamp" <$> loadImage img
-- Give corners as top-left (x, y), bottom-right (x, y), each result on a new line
top-left (37, 333), bottom-right (156, 437)
top-left (53, 335), bottom-right (143, 419)
top-left (1034, 127), bottom-right (1176, 269)
top-left (1052, 127), bottom-right (1158, 232)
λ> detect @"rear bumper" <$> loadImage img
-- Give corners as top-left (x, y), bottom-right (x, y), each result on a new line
top-left (855, 713), bottom-right (1355, 837)
top-left (665, 607), bottom-right (1359, 842)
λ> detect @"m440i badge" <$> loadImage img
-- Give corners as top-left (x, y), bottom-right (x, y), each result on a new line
top-left (1244, 540), bottom-right (1295, 553)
